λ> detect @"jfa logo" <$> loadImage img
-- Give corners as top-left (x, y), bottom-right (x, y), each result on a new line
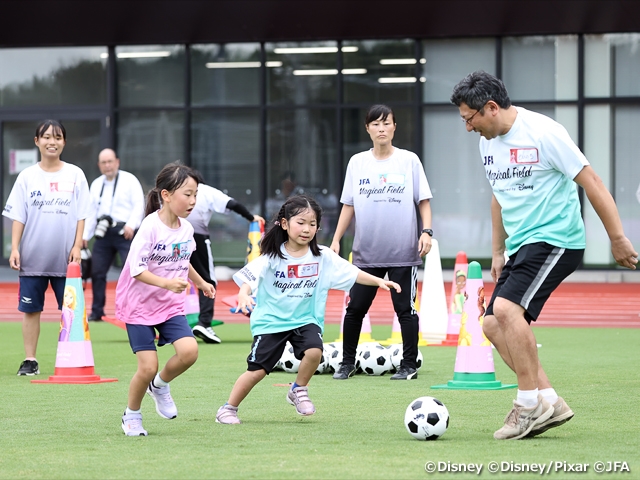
top-left (153, 244), bottom-right (166, 251)
top-left (30, 190), bottom-right (42, 198)
top-left (358, 178), bottom-right (370, 185)
top-left (483, 155), bottom-right (494, 165)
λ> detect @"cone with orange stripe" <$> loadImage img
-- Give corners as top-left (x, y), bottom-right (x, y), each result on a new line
top-left (32, 262), bottom-right (117, 384)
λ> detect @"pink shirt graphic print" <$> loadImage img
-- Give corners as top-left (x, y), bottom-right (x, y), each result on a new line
top-left (115, 211), bottom-right (195, 325)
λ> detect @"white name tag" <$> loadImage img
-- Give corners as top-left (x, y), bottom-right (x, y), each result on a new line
top-left (510, 148), bottom-right (539, 164)
top-left (50, 181), bottom-right (75, 193)
top-left (288, 263), bottom-right (318, 278)
top-left (379, 173), bottom-right (405, 185)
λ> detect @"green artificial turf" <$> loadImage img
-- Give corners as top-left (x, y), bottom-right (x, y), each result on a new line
top-left (0, 322), bottom-right (638, 479)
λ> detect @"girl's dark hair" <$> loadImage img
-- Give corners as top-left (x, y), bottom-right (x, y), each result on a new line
top-left (35, 120), bottom-right (66, 140)
top-left (145, 161), bottom-right (199, 216)
top-left (261, 194), bottom-right (323, 259)
top-left (365, 104), bottom-right (395, 125)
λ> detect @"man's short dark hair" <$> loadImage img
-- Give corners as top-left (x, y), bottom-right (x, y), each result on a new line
top-left (450, 71), bottom-right (512, 110)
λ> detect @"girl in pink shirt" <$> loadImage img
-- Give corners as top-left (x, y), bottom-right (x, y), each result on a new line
top-left (116, 162), bottom-right (215, 436)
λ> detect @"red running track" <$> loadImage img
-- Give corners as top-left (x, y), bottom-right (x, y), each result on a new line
top-left (1, 280), bottom-right (638, 328)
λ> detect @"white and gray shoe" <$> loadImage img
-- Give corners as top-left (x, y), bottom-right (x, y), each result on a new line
top-left (192, 325), bottom-right (222, 344)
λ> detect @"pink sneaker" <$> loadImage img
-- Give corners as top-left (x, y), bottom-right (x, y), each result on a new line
top-left (216, 404), bottom-right (241, 424)
top-left (286, 386), bottom-right (316, 416)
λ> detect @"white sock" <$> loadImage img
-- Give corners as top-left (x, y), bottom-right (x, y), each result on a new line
top-left (125, 407), bottom-right (141, 415)
top-left (516, 389), bottom-right (539, 407)
top-left (153, 373), bottom-right (169, 388)
top-left (539, 388), bottom-right (559, 405)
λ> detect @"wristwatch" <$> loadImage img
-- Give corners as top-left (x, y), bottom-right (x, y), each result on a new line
top-left (421, 228), bottom-right (433, 236)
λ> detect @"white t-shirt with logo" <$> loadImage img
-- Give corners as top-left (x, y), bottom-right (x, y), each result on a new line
top-left (340, 147), bottom-right (432, 267)
top-left (115, 211), bottom-right (196, 325)
top-left (2, 162), bottom-right (90, 276)
top-left (187, 184), bottom-right (232, 235)
top-left (479, 107), bottom-right (589, 255)
top-left (233, 245), bottom-right (359, 336)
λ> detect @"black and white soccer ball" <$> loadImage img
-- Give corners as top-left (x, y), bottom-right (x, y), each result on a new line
top-left (416, 349), bottom-right (423, 371)
top-left (357, 344), bottom-right (392, 375)
top-left (280, 342), bottom-right (301, 373)
top-left (323, 342), bottom-right (343, 374)
top-left (387, 345), bottom-right (423, 372)
top-left (404, 396), bottom-right (449, 440)
top-left (355, 342), bottom-right (383, 374)
top-left (387, 344), bottom-right (403, 373)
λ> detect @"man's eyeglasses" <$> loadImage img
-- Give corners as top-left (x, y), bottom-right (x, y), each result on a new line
top-left (461, 103), bottom-right (487, 125)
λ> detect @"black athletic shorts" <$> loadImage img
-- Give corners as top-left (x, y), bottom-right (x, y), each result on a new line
top-left (486, 242), bottom-right (584, 323)
top-left (246, 323), bottom-right (324, 374)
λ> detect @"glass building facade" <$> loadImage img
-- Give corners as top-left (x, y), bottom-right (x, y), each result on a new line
top-left (2, 34), bottom-right (640, 266)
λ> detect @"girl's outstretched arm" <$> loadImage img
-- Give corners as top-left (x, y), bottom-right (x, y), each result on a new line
top-left (355, 271), bottom-right (401, 292)
top-left (188, 265), bottom-right (216, 298)
top-left (235, 283), bottom-right (256, 314)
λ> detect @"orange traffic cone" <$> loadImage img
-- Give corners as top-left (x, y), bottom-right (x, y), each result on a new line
top-left (432, 261), bottom-right (515, 390)
top-left (32, 262), bottom-right (117, 384)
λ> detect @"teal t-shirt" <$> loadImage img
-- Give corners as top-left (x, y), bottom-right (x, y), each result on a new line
top-left (233, 245), bottom-right (359, 336)
top-left (479, 107), bottom-right (589, 255)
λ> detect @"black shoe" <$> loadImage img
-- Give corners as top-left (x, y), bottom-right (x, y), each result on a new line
top-left (332, 363), bottom-right (356, 380)
top-left (390, 366), bottom-right (418, 380)
top-left (88, 314), bottom-right (104, 322)
top-left (17, 360), bottom-right (40, 376)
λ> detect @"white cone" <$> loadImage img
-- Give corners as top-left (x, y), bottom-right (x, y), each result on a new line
top-left (418, 238), bottom-right (448, 343)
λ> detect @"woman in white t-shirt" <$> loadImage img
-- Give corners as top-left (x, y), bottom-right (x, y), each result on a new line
top-left (330, 105), bottom-right (433, 381)
top-left (3, 120), bottom-right (90, 377)
top-left (116, 162), bottom-right (215, 437)
top-left (215, 194), bottom-right (401, 424)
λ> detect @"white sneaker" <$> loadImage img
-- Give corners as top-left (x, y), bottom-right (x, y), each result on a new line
top-left (122, 411), bottom-right (148, 436)
top-left (193, 325), bottom-right (222, 344)
top-left (146, 383), bottom-right (178, 419)
top-left (494, 395), bottom-right (553, 440)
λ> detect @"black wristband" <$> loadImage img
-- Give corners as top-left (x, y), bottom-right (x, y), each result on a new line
top-left (421, 228), bottom-right (433, 236)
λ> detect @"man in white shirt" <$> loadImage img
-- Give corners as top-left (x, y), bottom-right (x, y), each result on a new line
top-left (451, 71), bottom-right (637, 440)
top-left (83, 149), bottom-right (144, 321)
top-left (188, 170), bottom-right (264, 343)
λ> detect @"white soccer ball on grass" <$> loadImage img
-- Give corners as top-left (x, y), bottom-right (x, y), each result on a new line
top-left (404, 396), bottom-right (449, 440)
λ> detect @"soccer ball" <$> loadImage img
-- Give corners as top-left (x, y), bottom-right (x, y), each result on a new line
top-left (280, 342), bottom-right (301, 373)
top-left (324, 342), bottom-right (343, 374)
top-left (404, 396), bottom-right (449, 440)
top-left (387, 344), bottom-right (403, 373)
top-left (358, 344), bottom-right (392, 375)
top-left (387, 345), bottom-right (423, 372)
top-left (355, 342), bottom-right (383, 374)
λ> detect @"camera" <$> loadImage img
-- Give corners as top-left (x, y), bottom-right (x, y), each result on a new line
top-left (94, 215), bottom-right (114, 238)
